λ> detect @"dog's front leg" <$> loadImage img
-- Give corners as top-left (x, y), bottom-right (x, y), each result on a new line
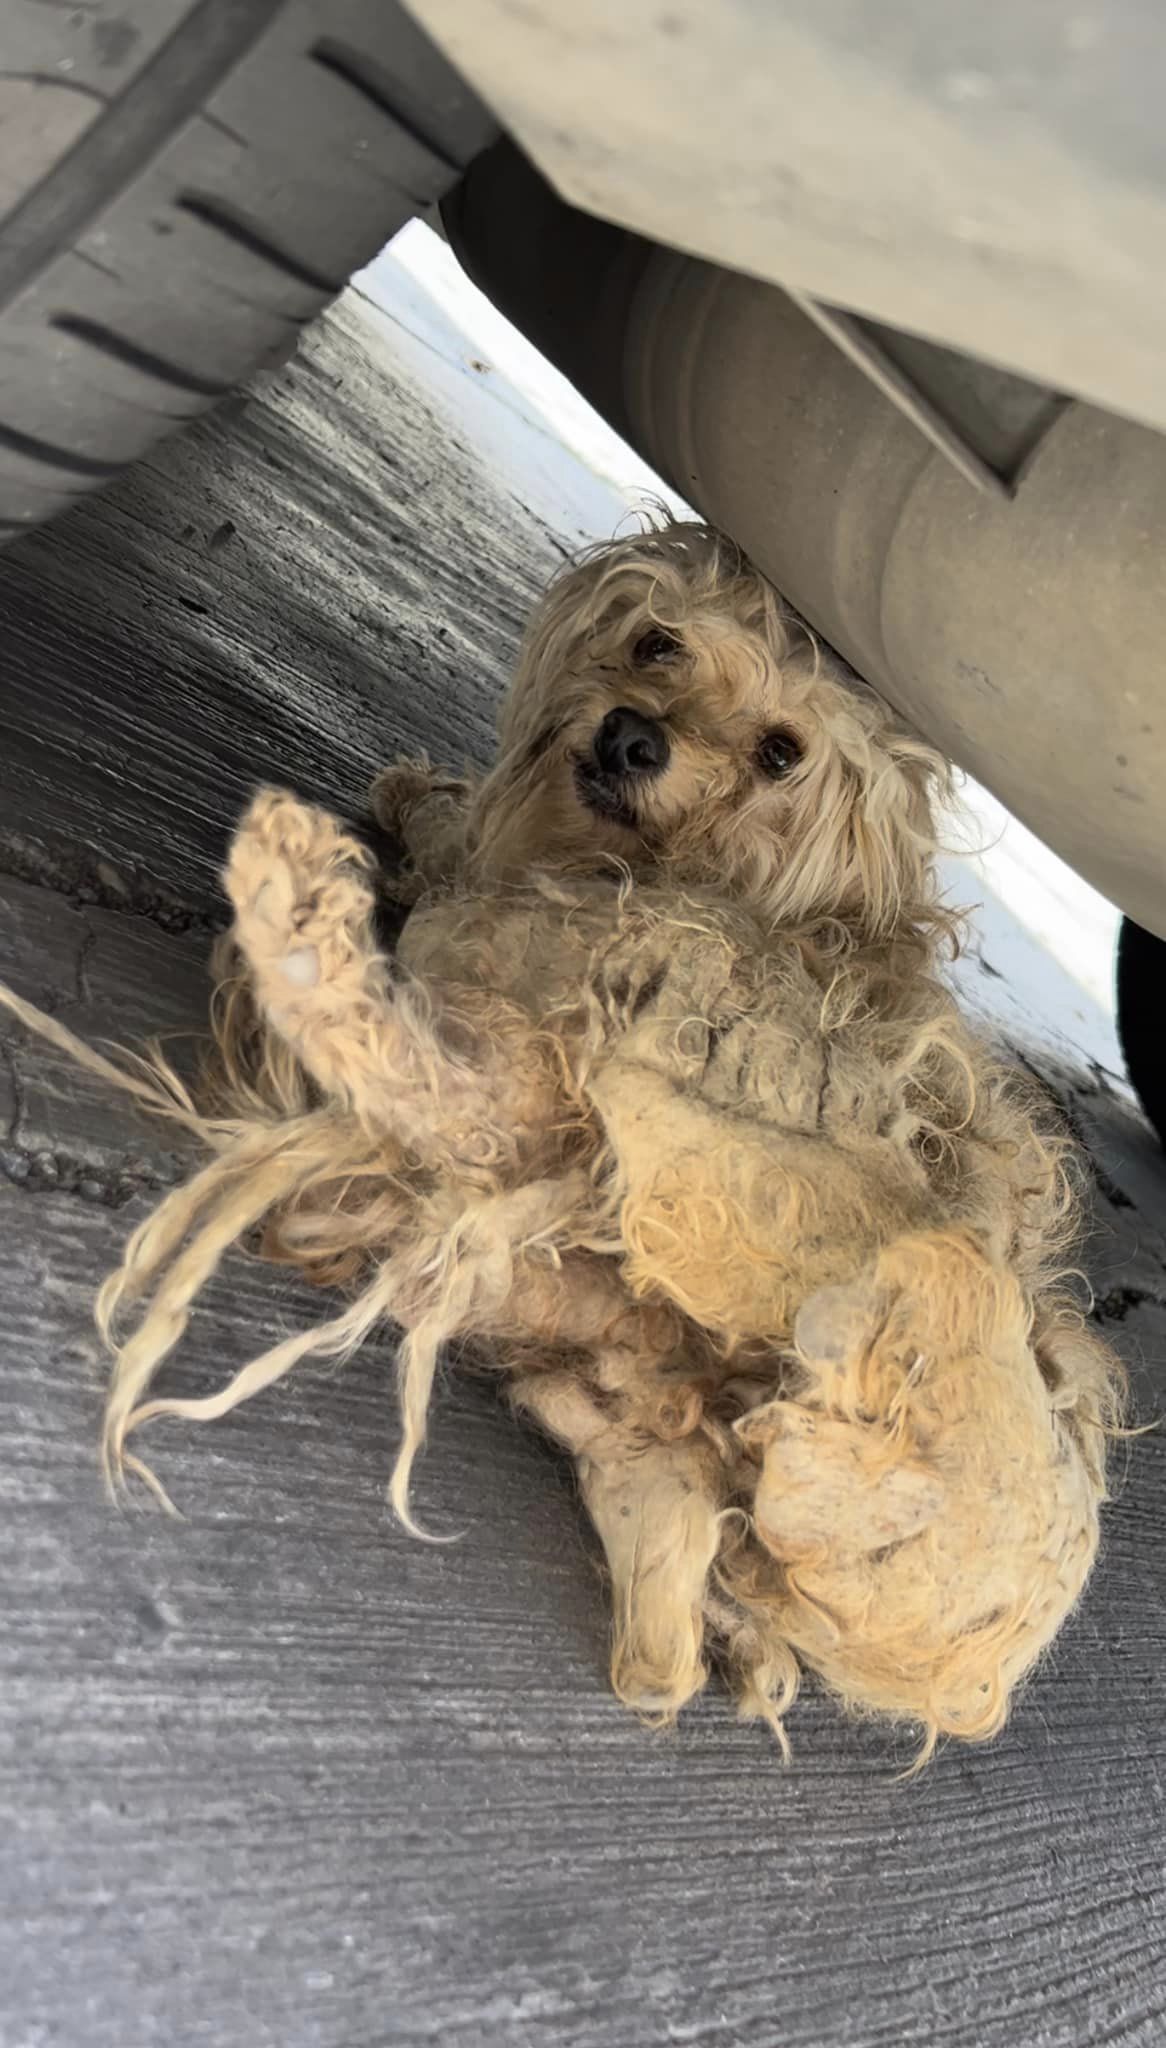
top-left (224, 789), bottom-right (565, 1171)
top-left (369, 757), bottom-right (471, 895)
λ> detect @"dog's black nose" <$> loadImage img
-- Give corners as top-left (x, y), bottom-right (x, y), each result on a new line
top-left (593, 706), bottom-right (669, 780)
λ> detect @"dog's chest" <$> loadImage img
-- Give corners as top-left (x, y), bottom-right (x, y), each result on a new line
top-left (397, 878), bottom-right (912, 1144)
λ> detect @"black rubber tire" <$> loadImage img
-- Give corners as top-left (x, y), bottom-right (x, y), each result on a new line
top-left (1116, 916), bottom-right (1166, 1145)
top-left (0, 0), bottom-right (496, 535)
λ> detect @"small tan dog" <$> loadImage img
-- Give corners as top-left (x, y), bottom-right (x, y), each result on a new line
top-left (3, 520), bottom-right (1122, 1762)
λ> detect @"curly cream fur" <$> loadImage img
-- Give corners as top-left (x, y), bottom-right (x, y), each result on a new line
top-left (0, 518), bottom-right (1123, 1760)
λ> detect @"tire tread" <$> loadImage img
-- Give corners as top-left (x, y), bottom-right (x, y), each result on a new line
top-left (0, 0), bottom-right (497, 529)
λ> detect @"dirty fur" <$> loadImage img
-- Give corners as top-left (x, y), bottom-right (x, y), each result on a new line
top-left (0, 519), bottom-right (1123, 1762)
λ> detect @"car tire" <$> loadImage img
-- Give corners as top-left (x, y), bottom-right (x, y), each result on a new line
top-left (1117, 916), bottom-right (1166, 1145)
top-left (0, 0), bottom-right (495, 537)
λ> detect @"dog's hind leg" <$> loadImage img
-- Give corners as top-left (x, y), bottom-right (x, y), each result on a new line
top-left (224, 789), bottom-right (566, 1169)
top-left (514, 1372), bottom-right (726, 1721)
top-left (735, 1230), bottom-right (1117, 1754)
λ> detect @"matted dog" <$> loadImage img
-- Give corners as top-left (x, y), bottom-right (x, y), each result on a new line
top-left (2, 520), bottom-right (1122, 1762)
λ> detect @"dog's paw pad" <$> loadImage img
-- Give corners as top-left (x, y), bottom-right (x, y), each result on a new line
top-left (793, 1276), bottom-right (887, 1371)
top-left (249, 876), bottom-right (299, 929)
top-left (279, 947), bottom-right (319, 989)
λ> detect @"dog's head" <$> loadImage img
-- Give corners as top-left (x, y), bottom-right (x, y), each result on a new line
top-left (468, 521), bottom-right (952, 942)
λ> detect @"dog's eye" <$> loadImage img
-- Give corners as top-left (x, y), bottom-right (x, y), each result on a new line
top-left (632, 628), bottom-right (682, 666)
top-left (756, 726), bottom-right (804, 780)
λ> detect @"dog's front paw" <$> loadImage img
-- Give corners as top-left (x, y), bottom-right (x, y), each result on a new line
top-left (369, 759), bottom-right (442, 837)
top-left (224, 789), bottom-right (379, 1008)
top-left (370, 758), bottom-right (472, 889)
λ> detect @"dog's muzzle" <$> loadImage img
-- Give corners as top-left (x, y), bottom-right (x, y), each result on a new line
top-left (574, 706), bottom-right (669, 828)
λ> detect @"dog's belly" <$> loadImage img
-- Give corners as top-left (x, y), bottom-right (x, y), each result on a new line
top-left (398, 876), bottom-right (975, 1338)
top-left (587, 1057), bottom-right (930, 1341)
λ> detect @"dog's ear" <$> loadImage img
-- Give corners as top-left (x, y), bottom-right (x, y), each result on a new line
top-left (820, 718), bottom-right (952, 944)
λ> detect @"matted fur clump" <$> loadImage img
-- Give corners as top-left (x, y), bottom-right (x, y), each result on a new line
top-left (2, 519), bottom-right (1123, 1763)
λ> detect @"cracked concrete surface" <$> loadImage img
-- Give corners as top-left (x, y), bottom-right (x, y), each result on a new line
top-left (0, 875), bottom-right (204, 1198)
top-left (1, 231), bottom-right (1165, 2048)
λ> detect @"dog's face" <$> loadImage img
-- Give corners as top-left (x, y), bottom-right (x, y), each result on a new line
top-left (469, 523), bottom-right (950, 940)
